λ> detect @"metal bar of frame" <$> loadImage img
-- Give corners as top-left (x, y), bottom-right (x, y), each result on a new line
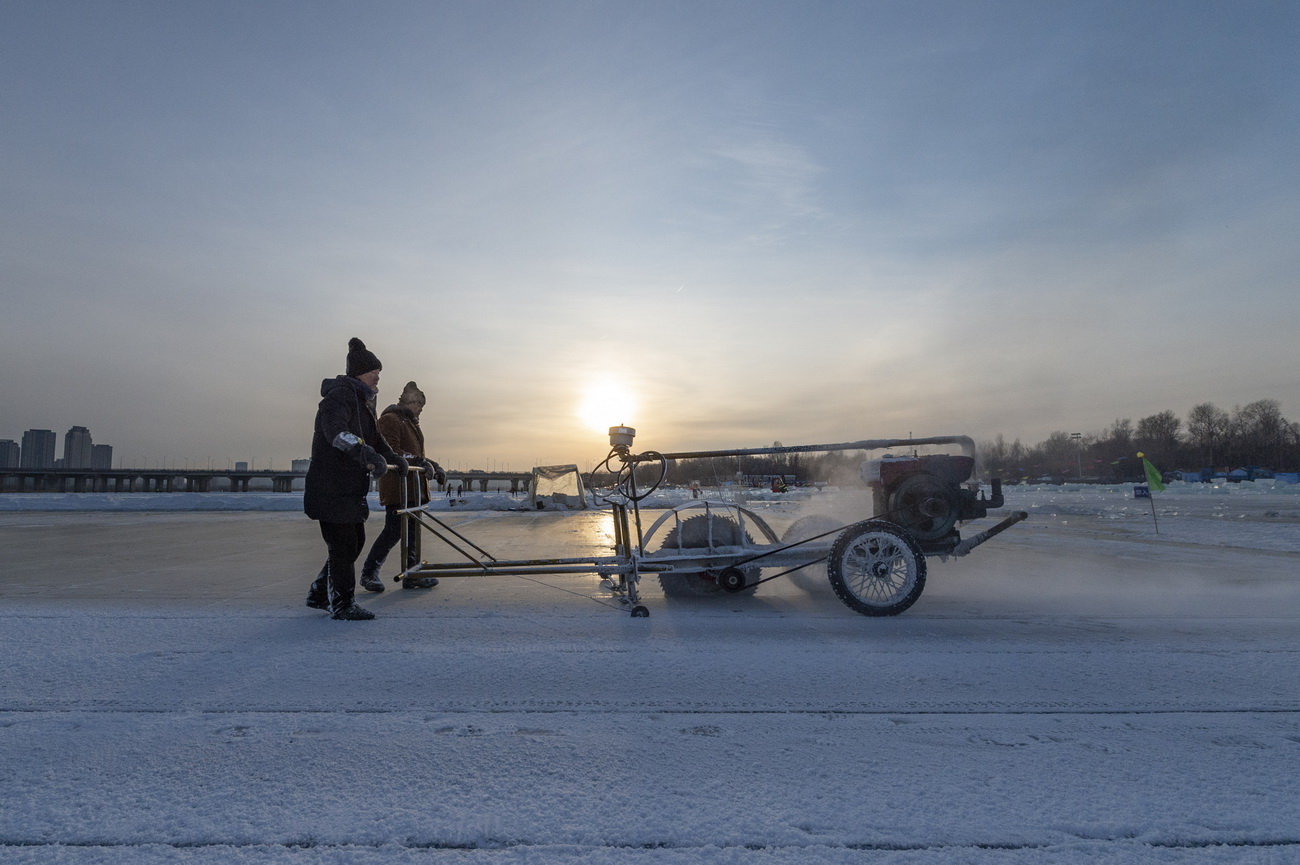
top-left (402, 510), bottom-right (497, 568)
top-left (647, 435), bottom-right (976, 462)
top-left (394, 464), bottom-right (429, 580)
top-left (392, 464), bottom-right (502, 578)
top-left (387, 475), bottom-right (657, 609)
top-left (406, 504), bottom-right (499, 561)
top-left (408, 555), bottom-right (645, 578)
top-left (387, 464), bottom-right (650, 584)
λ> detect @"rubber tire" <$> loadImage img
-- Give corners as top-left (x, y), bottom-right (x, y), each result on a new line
top-left (657, 514), bottom-right (759, 597)
top-left (827, 520), bottom-right (927, 616)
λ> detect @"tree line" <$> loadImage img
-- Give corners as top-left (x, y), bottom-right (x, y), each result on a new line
top-left (979, 399), bottom-right (1299, 482)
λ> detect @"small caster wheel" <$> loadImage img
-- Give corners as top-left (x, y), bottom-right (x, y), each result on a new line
top-left (718, 567), bottom-right (748, 593)
top-left (630, 605), bottom-right (650, 618)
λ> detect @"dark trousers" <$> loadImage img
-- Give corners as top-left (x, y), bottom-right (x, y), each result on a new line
top-left (361, 507), bottom-right (420, 577)
top-left (309, 521), bottom-right (366, 612)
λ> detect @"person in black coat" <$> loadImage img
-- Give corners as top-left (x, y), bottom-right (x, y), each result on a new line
top-left (304, 338), bottom-right (405, 620)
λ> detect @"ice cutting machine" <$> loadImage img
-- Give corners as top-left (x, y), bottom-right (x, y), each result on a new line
top-left (387, 428), bottom-right (1027, 617)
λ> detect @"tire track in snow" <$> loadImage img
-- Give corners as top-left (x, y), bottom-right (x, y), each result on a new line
top-left (1, 836), bottom-right (1298, 855)
top-left (4, 705), bottom-right (1300, 716)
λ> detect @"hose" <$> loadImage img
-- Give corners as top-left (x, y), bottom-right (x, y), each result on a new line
top-left (591, 447), bottom-right (669, 503)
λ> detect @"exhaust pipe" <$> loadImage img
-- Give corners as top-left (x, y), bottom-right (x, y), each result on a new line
top-left (981, 477), bottom-right (1005, 510)
top-left (951, 510), bottom-right (1028, 557)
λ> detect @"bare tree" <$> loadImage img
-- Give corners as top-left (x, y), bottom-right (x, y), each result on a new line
top-left (1231, 399), bottom-right (1294, 467)
top-left (978, 434), bottom-right (1010, 478)
top-left (1029, 431), bottom-right (1079, 479)
top-left (1186, 403), bottom-right (1230, 467)
top-left (1135, 410), bottom-right (1182, 467)
top-left (1093, 418), bottom-right (1134, 459)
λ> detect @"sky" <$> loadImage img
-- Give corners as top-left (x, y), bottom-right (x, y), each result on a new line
top-left (2, 0), bottom-right (1298, 472)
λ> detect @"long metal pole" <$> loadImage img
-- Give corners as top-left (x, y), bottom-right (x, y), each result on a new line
top-left (650, 435), bottom-right (976, 462)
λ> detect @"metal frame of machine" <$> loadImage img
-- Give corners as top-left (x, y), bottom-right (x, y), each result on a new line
top-left (386, 427), bottom-right (1027, 617)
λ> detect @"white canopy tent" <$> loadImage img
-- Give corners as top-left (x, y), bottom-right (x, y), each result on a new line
top-left (527, 464), bottom-right (588, 509)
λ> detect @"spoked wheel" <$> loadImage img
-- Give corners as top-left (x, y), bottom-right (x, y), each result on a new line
top-left (780, 514), bottom-right (844, 593)
top-left (657, 514), bottom-right (758, 597)
top-left (827, 520), bottom-right (927, 616)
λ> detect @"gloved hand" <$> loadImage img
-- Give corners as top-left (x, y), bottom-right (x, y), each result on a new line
top-left (390, 454), bottom-right (410, 476)
top-left (355, 444), bottom-right (388, 479)
top-left (425, 459), bottom-right (447, 485)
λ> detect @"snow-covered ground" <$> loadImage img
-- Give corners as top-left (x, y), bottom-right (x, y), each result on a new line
top-left (4, 475), bottom-right (1298, 556)
top-left (1, 481), bottom-right (1297, 863)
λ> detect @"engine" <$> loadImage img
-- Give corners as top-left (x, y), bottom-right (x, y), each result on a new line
top-left (861, 454), bottom-right (1004, 553)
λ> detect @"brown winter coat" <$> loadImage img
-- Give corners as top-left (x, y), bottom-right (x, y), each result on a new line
top-left (376, 404), bottom-right (431, 507)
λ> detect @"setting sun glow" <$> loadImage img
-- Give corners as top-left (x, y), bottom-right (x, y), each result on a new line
top-left (577, 380), bottom-right (636, 434)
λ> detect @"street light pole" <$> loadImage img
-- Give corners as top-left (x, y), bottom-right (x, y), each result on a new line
top-left (1071, 432), bottom-right (1083, 481)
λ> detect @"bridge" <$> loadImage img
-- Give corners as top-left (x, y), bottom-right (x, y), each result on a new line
top-left (0, 468), bottom-right (535, 495)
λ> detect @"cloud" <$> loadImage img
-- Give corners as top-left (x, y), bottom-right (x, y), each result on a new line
top-left (2, 3), bottom-right (1297, 469)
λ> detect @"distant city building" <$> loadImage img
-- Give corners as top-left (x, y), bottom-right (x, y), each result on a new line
top-left (20, 429), bottom-right (56, 469)
top-left (92, 444), bottom-right (114, 470)
top-left (235, 461), bottom-right (249, 472)
top-left (0, 439), bottom-right (19, 468)
top-left (64, 426), bottom-right (93, 469)
top-left (291, 458), bottom-right (311, 472)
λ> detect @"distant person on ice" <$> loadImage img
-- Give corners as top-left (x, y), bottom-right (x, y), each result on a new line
top-left (359, 380), bottom-right (445, 593)
top-left (303, 338), bottom-right (405, 621)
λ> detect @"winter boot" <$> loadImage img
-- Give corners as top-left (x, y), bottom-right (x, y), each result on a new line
top-left (307, 565), bottom-right (330, 610)
top-left (331, 603), bottom-right (376, 621)
top-left (359, 565), bottom-right (385, 593)
top-left (402, 575), bottom-right (439, 589)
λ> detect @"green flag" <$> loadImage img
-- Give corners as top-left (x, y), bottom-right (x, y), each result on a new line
top-left (1138, 453), bottom-right (1165, 492)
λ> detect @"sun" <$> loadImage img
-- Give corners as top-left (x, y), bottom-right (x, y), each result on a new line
top-left (577, 380), bottom-right (636, 434)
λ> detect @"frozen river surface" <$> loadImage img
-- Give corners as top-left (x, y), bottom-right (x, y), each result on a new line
top-left (0, 483), bottom-right (1298, 863)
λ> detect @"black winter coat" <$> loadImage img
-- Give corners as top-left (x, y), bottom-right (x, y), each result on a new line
top-left (303, 376), bottom-right (398, 523)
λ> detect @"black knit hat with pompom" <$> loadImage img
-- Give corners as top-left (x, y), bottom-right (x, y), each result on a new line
top-left (345, 337), bottom-right (382, 377)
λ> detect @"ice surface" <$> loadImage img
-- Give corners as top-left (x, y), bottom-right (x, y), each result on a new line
top-left (0, 482), bottom-right (1297, 863)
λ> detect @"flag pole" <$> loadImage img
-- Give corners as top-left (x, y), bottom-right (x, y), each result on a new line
top-left (1138, 452), bottom-right (1161, 534)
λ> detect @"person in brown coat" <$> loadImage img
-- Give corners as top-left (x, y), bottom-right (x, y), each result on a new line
top-left (359, 381), bottom-right (446, 592)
